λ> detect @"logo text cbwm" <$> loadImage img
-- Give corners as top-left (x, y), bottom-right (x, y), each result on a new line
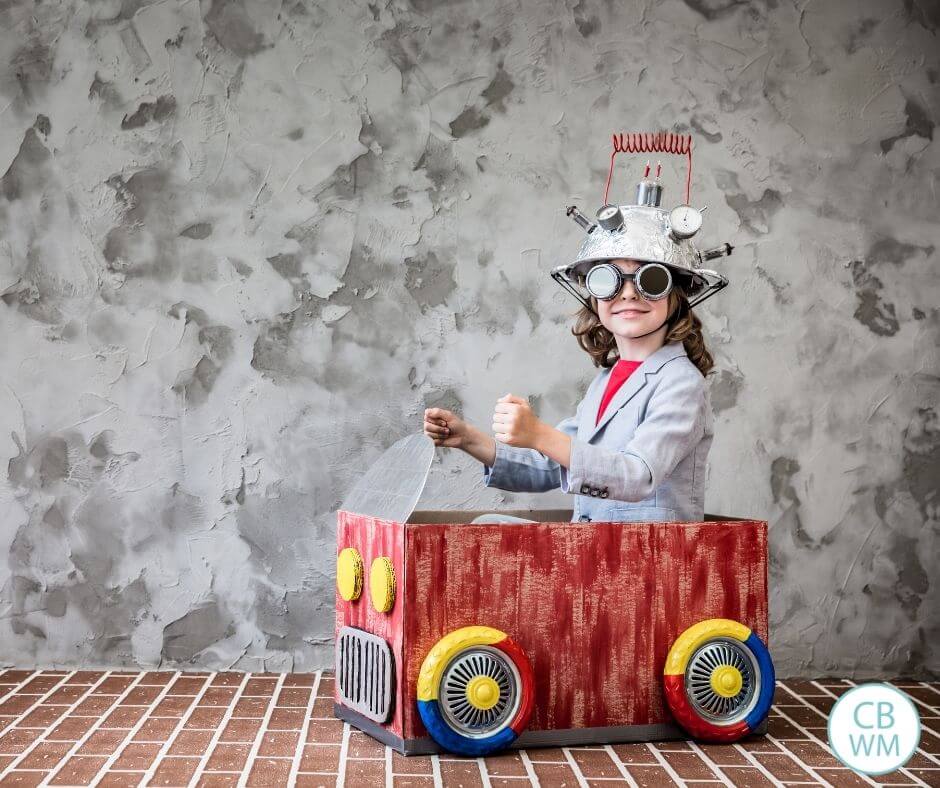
top-left (827, 683), bottom-right (921, 776)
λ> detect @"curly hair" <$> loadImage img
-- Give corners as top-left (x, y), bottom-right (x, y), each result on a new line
top-left (570, 281), bottom-right (714, 377)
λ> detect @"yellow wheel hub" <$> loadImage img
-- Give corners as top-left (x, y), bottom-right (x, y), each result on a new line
top-left (710, 665), bottom-right (743, 698)
top-left (465, 676), bottom-right (500, 710)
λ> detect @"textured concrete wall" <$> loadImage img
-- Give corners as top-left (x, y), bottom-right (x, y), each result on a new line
top-left (0, 0), bottom-right (936, 678)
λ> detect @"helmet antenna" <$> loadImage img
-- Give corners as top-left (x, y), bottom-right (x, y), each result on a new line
top-left (604, 132), bottom-right (693, 205)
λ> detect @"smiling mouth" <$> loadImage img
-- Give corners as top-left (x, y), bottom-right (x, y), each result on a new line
top-left (613, 309), bottom-right (649, 316)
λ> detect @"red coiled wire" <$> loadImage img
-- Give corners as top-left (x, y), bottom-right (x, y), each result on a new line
top-left (604, 132), bottom-right (693, 205)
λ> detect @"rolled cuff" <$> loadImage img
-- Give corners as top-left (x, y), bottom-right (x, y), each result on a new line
top-left (482, 439), bottom-right (513, 488)
top-left (559, 437), bottom-right (588, 494)
top-left (482, 440), bottom-right (563, 493)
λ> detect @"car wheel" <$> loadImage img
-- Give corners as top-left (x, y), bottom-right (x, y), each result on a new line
top-left (417, 626), bottom-right (535, 756)
top-left (664, 618), bottom-right (774, 742)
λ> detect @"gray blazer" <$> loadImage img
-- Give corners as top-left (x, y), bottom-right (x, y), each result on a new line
top-left (482, 341), bottom-right (713, 522)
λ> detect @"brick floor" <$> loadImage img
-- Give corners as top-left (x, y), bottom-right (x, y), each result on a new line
top-left (0, 672), bottom-right (935, 786)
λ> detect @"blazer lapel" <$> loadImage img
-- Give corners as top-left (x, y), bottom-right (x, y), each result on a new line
top-left (578, 368), bottom-right (610, 440)
top-left (584, 342), bottom-right (687, 443)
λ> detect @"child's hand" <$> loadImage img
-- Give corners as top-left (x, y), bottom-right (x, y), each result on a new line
top-left (492, 394), bottom-right (544, 449)
top-left (424, 407), bottom-right (467, 449)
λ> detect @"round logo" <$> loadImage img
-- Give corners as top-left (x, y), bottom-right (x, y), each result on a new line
top-left (827, 683), bottom-right (921, 775)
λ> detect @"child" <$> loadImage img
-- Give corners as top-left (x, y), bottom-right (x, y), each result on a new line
top-left (423, 164), bottom-right (731, 523)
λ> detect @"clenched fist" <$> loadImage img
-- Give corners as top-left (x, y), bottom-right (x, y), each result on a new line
top-left (492, 394), bottom-right (544, 449)
top-left (423, 407), bottom-right (468, 448)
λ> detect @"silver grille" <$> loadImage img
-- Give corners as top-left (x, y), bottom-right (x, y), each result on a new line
top-left (336, 626), bottom-right (394, 723)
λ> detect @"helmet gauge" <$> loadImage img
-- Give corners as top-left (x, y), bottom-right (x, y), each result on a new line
top-left (668, 205), bottom-right (704, 240)
top-left (595, 204), bottom-right (625, 232)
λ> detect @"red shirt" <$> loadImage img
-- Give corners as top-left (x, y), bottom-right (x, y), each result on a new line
top-left (596, 359), bottom-right (643, 425)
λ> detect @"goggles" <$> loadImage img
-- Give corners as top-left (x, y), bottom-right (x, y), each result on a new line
top-left (584, 261), bottom-right (674, 302)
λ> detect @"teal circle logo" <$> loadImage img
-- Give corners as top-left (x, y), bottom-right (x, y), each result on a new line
top-left (827, 683), bottom-right (920, 775)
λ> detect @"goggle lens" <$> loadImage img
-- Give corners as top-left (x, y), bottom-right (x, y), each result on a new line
top-left (636, 264), bottom-right (671, 299)
top-left (584, 264), bottom-right (620, 299)
top-left (585, 263), bottom-right (673, 301)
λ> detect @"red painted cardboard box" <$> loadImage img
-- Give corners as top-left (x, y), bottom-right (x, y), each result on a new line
top-left (334, 507), bottom-right (769, 754)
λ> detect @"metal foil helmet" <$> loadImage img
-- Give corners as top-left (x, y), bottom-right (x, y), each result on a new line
top-left (551, 132), bottom-right (733, 313)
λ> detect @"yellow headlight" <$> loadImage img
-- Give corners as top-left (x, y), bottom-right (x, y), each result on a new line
top-left (336, 548), bottom-right (363, 602)
top-left (369, 556), bottom-right (396, 613)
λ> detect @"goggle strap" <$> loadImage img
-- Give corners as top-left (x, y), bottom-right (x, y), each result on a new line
top-left (551, 269), bottom-right (596, 313)
top-left (684, 270), bottom-right (729, 309)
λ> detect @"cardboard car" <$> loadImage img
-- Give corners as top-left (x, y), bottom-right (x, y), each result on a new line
top-left (333, 435), bottom-right (773, 755)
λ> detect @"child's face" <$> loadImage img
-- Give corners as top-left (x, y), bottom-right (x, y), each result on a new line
top-left (594, 258), bottom-right (671, 340)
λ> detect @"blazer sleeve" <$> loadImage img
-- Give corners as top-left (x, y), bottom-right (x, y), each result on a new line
top-left (559, 367), bottom-right (706, 502)
top-left (482, 398), bottom-right (584, 493)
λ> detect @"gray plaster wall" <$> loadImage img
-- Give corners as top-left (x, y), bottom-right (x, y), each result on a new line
top-left (0, 0), bottom-right (936, 678)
